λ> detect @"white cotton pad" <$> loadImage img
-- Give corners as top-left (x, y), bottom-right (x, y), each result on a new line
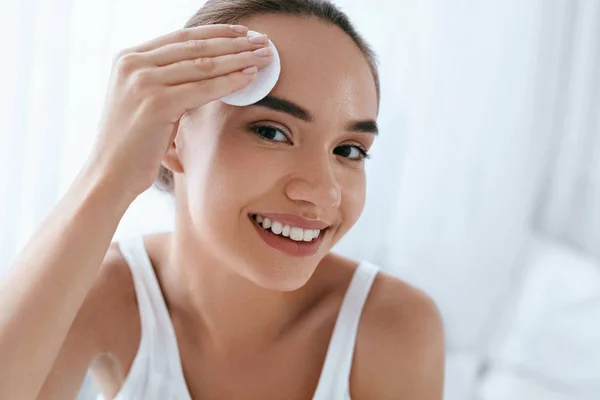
top-left (220, 30), bottom-right (281, 107)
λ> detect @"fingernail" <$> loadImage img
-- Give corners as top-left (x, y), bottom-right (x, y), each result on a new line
top-left (230, 25), bottom-right (248, 34)
top-left (253, 47), bottom-right (272, 57)
top-left (248, 35), bottom-right (268, 44)
top-left (242, 66), bottom-right (258, 74)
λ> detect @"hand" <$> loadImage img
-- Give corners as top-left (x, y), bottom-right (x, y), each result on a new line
top-left (86, 24), bottom-right (273, 198)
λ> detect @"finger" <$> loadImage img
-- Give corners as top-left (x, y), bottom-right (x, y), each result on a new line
top-left (166, 68), bottom-right (259, 115)
top-left (120, 24), bottom-right (249, 55)
top-left (144, 34), bottom-right (269, 67)
top-left (153, 48), bottom-right (273, 86)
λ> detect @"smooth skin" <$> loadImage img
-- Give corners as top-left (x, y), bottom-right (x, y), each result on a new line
top-left (0, 14), bottom-right (445, 400)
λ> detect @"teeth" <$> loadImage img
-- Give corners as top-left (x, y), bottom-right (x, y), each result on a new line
top-left (271, 221), bottom-right (283, 235)
top-left (262, 217), bottom-right (272, 229)
top-left (290, 226), bottom-right (304, 241)
top-left (252, 214), bottom-right (322, 242)
top-left (303, 229), bottom-right (313, 241)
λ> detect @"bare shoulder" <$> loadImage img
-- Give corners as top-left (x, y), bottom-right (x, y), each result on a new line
top-left (85, 240), bottom-right (142, 393)
top-left (38, 240), bottom-right (138, 398)
top-left (94, 240), bottom-right (138, 329)
top-left (85, 234), bottom-right (174, 395)
top-left (348, 261), bottom-right (446, 399)
top-left (80, 240), bottom-right (140, 363)
top-left (55, 239), bottom-right (136, 355)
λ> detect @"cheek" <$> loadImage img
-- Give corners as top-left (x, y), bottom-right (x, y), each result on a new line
top-left (341, 174), bottom-right (366, 225)
top-left (185, 156), bottom-right (246, 250)
top-left (188, 135), bottom-right (276, 214)
top-left (220, 135), bottom-right (283, 191)
top-left (180, 135), bottom-right (239, 227)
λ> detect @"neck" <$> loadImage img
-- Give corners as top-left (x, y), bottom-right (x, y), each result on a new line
top-left (157, 226), bottom-right (317, 356)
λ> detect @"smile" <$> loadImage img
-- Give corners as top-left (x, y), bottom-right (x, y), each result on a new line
top-left (249, 214), bottom-right (328, 257)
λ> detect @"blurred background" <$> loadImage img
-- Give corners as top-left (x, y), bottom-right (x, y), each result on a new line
top-left (1, 0), bottom-right (599, 398)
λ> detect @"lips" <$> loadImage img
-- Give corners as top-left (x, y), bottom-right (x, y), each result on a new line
top-left (247, 212), bottom-right (331, 230)
top-left (248, 213), bottom-right (329, 238)
top-left (248, 213), bottom-right (328, 257)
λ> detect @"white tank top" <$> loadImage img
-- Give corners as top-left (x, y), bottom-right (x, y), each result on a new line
top-left (96, 235), bottom-right (379, 400)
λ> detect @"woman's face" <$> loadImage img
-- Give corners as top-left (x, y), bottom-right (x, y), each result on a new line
top-left (170, 14), bottom-right (378, 291)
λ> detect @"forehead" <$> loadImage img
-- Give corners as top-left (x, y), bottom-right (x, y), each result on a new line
top-left (239, 14), bottom-right (378, 121)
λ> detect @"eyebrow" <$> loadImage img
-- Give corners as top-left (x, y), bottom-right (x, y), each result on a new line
top-left (250, 95), bottom-right (379, 135)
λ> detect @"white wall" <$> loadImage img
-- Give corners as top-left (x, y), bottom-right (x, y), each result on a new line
top-left (1, 1), bottom-right (598, 399)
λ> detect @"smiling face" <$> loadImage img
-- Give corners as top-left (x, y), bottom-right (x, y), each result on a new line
top-left (166, 14), bottom-right (378, 291)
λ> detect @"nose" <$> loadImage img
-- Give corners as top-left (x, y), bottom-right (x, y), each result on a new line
top-left (284, 153), bottom-right (342, 210)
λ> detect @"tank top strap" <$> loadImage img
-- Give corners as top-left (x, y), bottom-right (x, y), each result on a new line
top-left (118, 236), bottom-right (160, 338)
top-left (116, 237), bottom-right (379, 400)
top-left (115, 236), bottom-right (192, 399)
top-left (312, 260), bottom-right (380, 400)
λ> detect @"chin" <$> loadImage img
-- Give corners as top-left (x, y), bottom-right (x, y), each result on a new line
top-left (245, 261), bottom-right (317, 292)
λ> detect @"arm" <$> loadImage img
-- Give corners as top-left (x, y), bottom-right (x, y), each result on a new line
top-left (0, 162), bottom-right (134, 399)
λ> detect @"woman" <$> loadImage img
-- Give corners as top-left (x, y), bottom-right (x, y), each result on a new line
top-left (0, 0), bottom-right (445, 398)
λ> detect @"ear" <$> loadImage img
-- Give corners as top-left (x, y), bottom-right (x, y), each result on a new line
top-left (161, 119), bottom-right (184, 174)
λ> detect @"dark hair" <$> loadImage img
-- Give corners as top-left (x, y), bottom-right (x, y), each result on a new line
top-left (154, 0), bottom-right (380, 195)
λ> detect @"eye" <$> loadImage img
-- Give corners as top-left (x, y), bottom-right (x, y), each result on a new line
top-left (334, 144), bottom-right (371, 163)
top-left (249, 124), bottom-right (291, 144)
top-left (249, 124), bottom-right (371, 163)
